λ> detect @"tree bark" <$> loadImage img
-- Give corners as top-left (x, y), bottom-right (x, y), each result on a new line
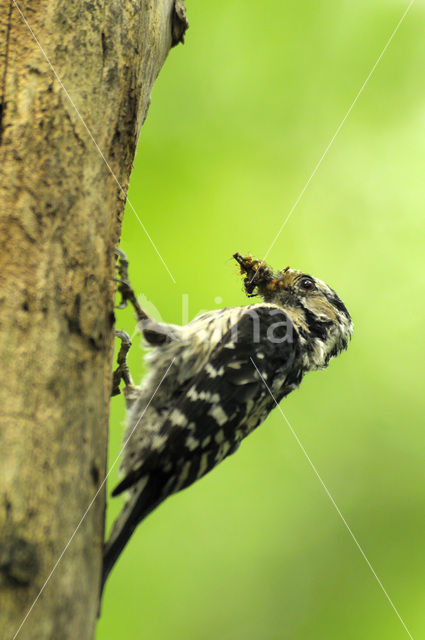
top-left (0, 1), bottom-right (187, 638)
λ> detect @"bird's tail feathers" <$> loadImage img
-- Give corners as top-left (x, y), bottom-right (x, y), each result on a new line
top-left (100, 474), bottom-right (164, 598)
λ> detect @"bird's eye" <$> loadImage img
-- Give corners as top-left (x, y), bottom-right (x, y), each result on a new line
top-left (300, 277), bottom-right (315, 291)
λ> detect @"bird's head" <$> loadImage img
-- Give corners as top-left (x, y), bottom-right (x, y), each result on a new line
top-left (234, 253), bottom-right (353, 370)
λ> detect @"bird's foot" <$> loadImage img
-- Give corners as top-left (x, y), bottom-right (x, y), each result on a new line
top-left (114, 248), bottom-right (149, 322)
top-left (111, 330), bottom-right (134, 396)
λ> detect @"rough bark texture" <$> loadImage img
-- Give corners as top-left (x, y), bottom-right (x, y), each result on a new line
top-left (0, 1), bottom-right (187, 638)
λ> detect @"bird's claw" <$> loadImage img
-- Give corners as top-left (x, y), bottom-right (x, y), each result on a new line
top-left (114, 249), bottom-right (134, 311)
top-left (111, 330), bottom-right (133, 396)
top-left (114, 249), bottom-right (149, 321)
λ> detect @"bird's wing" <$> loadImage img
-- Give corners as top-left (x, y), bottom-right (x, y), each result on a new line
top-left (112, 304), bottom-right (300, 496)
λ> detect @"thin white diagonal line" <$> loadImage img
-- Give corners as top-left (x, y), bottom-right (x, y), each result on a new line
top-left (250, 357), bottom-right (414, 640)
top-left (12, 359), bottom-right (175, 640)
top-left (263, 0), bottom-right (416, 261)
top-left (11, 0), bottom-right (176, 284)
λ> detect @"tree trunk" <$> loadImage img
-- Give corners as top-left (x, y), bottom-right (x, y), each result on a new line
top-left (0, 1), bottom-right (187, 638)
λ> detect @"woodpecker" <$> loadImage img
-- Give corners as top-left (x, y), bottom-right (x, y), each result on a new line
top-left (102, 251), bottom-right (352, 590)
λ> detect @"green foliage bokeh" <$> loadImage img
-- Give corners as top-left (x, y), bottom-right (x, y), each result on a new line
top-left (98, 2), bottom-right (425, 638)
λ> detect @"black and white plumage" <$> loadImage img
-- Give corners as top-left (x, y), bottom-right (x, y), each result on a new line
top-left (102, 252), bottom-right (353, 589)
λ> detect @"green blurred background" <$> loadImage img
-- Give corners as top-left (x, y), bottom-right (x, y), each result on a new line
top-left (97, 1), bottom-right (425, 638)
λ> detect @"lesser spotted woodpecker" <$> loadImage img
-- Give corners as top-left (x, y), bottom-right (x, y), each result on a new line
top-left (102, 251), bottom-right (353, 589)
